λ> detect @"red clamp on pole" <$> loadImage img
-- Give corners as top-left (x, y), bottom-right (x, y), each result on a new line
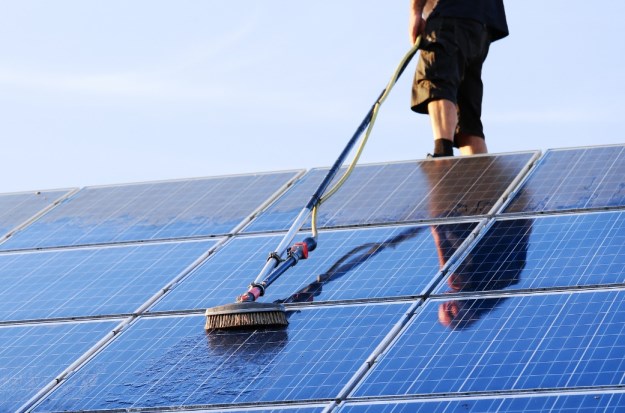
top-left (290, 242), bottom-right (309, 259)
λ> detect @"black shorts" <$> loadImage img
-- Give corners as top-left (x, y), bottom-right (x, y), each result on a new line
top-left (412, 17), bottom-right (491, 142)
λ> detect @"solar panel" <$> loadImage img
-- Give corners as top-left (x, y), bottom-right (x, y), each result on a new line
top-left (505, 145), bottom-right (625, 214)
top-left (0, 319), bottom-right (118, 413)
top-left (151, 222), bottom-right (477, 312)
top-left (0, 239), bottom-right (215, 322)
top-left (434, 211), bottom-right (625, 295)
top-left (2, 146), bottom-right (624, 412)
top-left (35, 303), bottom-right (410, 411)
top-left (186, 408), bottom-right (326, 413)
top-left (244, 153), bottom-right (536, 233)
top-left (0, 171), bottom-right (300, 251)
top-left (353, 290), bottom-right (625, 398)
top-left (339, 393), bottom-right (625, 413)
top-left (0, 189), bottom-right (71, 238)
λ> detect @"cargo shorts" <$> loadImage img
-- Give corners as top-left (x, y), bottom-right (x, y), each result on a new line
top-left (412, 17), bottom-right (492, 143)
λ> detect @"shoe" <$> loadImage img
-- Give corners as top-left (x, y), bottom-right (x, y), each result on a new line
top-left (426, 153), bottom-right (449, 159)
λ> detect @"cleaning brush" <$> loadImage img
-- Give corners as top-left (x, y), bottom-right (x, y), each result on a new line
top-left (205, 302), bottom-right (288, 330)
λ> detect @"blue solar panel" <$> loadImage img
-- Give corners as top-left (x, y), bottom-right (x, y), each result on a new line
top-left (35, 303), bottom-right (410, 411)
top-left (0, 240), bottom-right (215, 322)
top-left (0, 319), bottom-right (118, 412)
top-left (245, 154), bottom-right (535, 233)
top-left (434, 211), bottom-right (625, 294)
top-left (0, 172), bottom-right (299, 250)
top-left (340, 393), bottom-right (625, 413)
top-left (353, 290), bottom-right (625, 397)
top-left (0, 189), bottom-right (70, 238)
top-left (505, 145), bottom-right (625, 213)
top-left (151, 222), bottom-right (476, 312)
top-left (3, 146), bottom-right (624, 412)
top-left (186, 408), bottom-right (326, 413)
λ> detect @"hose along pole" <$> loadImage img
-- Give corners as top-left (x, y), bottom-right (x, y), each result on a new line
top-left (240, 37), bottom-right (422, 302)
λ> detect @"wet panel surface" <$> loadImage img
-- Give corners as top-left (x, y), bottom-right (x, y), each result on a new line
top-left (244, 154), bottom-right (534, 233)
top-left (152, 222), bottom-right (476, 312)
top-left (35, 303), bottom-right (410, 410)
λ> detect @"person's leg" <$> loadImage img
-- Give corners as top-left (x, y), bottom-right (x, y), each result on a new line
top-left (411, 18), bottom-right (463, 157)
top-left (454, 21), bottom-right (491, 156)
top-left (428, 99), bottom-right (457, 141)
top-left (427, 98), bottom-right (457, 157)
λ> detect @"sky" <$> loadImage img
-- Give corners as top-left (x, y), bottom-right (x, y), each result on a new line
top-left (1, 1), bottom-right (624, 194)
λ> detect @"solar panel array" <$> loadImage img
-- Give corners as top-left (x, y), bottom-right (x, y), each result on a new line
top-left (1, 145), bottom-right (624, 412)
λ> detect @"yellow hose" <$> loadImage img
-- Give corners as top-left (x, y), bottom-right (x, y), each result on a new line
top-left (311, 37), bottom-right (422, 238)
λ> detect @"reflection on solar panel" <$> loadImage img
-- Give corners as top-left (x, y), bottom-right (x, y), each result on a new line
top-left (339, 393), bottom-right (625, 413)
top-left (245, 153), bottom-right (535, 233)
top-left (0, 240), bottom-right (215, 322)
top-left (0, 189), bottom-right (71, 238)
top-left (3, 147), bottom-right (625, 412)
top-left (353, 290), bottom-right (625, 397)
top-left (0, 171), bottom-right (300, 250)
top-left (0, 320), bottom-right (118, 412)
top-left (506, 145), bottom-right (625, 213)
top-left (35, 304), bottom-right (409, 411)
top-left (434, 211), bottom-right (625, 294)
top-left (151, 222), bottom-right (476, 312)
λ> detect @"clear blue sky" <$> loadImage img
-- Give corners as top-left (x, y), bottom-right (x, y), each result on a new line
top-left (2, 1), bottom-right (624, 193)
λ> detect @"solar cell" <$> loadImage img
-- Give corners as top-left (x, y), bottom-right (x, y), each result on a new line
top-left (244, 153), bottom-right (535, 233)
top-left (0, 172), bottom-right (300, 250)
top-left (151, 222), bottom-right (476, 312)
top-left (353, 290), bottom-right (625, 397)
top-left (0, 319), bottom-right (118, 413)
top-left (339, 393), bottom-right (625, 413)
top-left (505, 145), bottom-right (625, 214)
top-left (434, 211), bottom-right (625, 294)
top-left (0, 240), bottom-right (215, 322)
top-left (35, 303), bottom-right (410, 411)
top-left (0, 189), bottom-right (71, 238)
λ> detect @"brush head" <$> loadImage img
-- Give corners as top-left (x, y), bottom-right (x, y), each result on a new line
top-left (205, 302), bottom-right (288, 331)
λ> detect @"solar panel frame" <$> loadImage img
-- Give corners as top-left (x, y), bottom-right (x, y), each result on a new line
top-left (352, 289), bottom-right (625, 399)
top-left (339, 391), bottom-right (625, 413)
top-left (0, 171), bottom-right (303, 251)
top-left (0, 188), bottom-right (75, 241)
top-left (0, 238), bottom-right (218, 323)
top-left (504, 145), bottom-right (625, 215)
top-left (0, 319), bottom-right (119, 413)
top-left (432, 210), bottom-right (625, 295)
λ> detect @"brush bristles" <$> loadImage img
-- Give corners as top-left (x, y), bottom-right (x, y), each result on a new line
top-left (205, 311), bottom-right (288, 331)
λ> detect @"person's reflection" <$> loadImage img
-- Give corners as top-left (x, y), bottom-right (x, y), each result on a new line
top-left (436, 218), bottom-right (532, 329)
top-left (422, 157), bottom-right (533, 329)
